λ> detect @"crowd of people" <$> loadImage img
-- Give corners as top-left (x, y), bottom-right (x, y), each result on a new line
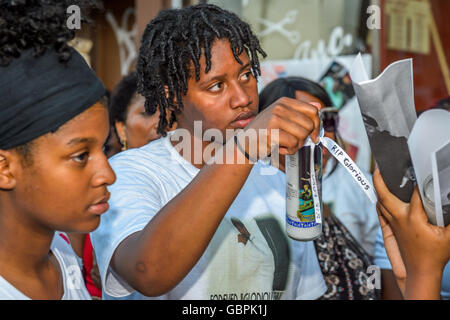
top-left (0, 0), bottom-right (449, 300)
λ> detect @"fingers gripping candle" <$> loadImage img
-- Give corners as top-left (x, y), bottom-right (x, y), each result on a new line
top-left (286, 135), bottom-right (323, 241)
top-left (285, 109), bottom-right (377, 241)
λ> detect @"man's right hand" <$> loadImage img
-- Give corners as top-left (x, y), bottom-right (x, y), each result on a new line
top-left (238, 97), bottom-right (321, 161)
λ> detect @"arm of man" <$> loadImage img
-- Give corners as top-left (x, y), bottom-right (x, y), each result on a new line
top-left (109, 98), bottom-right (320, 297)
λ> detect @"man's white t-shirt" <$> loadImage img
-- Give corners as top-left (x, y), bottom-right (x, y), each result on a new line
top-left (91, 134), bottom-right (327, 300)
top-left (0, 233), bottom-right (91, 300)
top-left (322, 160), bottom-right (379, 256)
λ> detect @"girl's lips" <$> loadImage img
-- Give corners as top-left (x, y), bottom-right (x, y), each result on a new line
top-left (89, 193), bottom-right (111, 215)
top-left (88, 202), bottom-right (110, 216)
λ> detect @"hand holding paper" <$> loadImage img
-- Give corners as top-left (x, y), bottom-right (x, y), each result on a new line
top-left (373, 169), bottom-right (450, 299)
top-left (351, 53), bottom-right (450, 227)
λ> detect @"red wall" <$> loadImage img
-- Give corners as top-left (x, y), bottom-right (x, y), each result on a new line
top-left (380, 0), bottom-right (450, 111)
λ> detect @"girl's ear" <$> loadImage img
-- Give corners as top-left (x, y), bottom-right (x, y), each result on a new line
top-left (114, 121), bottom-right (127, 147)
top-left (0, 150), bottom-right (18, 190)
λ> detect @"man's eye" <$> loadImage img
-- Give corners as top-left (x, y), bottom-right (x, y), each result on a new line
top-left (241, 71), bottom-right (252, 82)
top-left (208, 82), bottom-right (223, 92)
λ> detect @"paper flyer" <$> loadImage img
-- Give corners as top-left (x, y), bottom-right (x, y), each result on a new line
top-left (350, 54), bottom-right (417, 202)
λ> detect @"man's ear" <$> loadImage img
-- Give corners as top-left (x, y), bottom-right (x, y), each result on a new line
top-left (164, 85), bottom-right (179, 106)
top-left (0, 150), bottom-right (18, 190)
top-left (164, 85), bottom-right (170, 99)
top-left (165, 110), bottom-right (178, 131)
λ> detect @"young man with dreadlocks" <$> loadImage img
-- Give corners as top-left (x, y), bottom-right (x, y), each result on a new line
top-left (92, 4), bottom-right (327, 300)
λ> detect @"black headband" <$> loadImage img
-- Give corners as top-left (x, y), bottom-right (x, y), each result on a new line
top-left (0, 47), bottom-right (106, 150)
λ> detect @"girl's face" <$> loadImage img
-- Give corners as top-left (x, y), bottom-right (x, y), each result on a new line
top-left (116, 95), bottom-right (165, 149)
top-left (7, 103), bottom-right (116, 233)
top-left (176, 39), bottom-right (259, 137)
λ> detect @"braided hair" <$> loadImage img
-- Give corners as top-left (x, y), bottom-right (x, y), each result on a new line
top-left (137, 3), bottom-right (266, 136)
top-left (0, 0), bottom-right (101, 67)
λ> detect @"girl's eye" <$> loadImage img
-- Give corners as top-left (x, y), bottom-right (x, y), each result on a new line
top-left (208, 82), bottom-right (223, 92)
top-left (73, 152), bottom-right (89, 164)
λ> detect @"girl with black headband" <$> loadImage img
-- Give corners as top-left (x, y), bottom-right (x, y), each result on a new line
top-left (0, 0), bottom-right (115, 299)
top-left (92, 4), bottom-right (327, 300)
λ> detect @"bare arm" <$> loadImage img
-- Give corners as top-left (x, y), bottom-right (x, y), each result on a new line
top-left (380, 269), bottom-right (404, 300)
top-left (111, 144), bottom-right (254, 296)
top-left (110, 98), bottom-right (320, 297)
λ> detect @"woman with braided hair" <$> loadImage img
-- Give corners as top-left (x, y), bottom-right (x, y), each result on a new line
top-left (92, 4), bottom-right (327, 300)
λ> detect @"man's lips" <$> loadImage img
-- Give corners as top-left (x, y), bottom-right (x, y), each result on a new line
top-left (230, 112), bottom-right (256, 128)
top-left (88, 192), bottom-right (111, 215)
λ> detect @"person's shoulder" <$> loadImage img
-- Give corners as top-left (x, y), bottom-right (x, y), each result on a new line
top-left (241, 161), bottom-right (285, 200)
top-left (324, 163), bottom-right (375, 208)
top-left (0, 275), bottom-right (29, 299)
top-left (108, 137), bottom-right (178, 178)
top-left (109, 138), bottom-right (169, 166)
top-left (334, 164), bottom-right (373, 188)
top-left (248, 161), bottom-right (285, 186)
top-left (252, 161), bottom-right (285, 178)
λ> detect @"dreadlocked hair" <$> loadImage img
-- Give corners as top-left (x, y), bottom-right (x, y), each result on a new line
top-left (0, 0), bottom-right (102, 67)
top-left (137, 3), bottom-right (267, 136)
